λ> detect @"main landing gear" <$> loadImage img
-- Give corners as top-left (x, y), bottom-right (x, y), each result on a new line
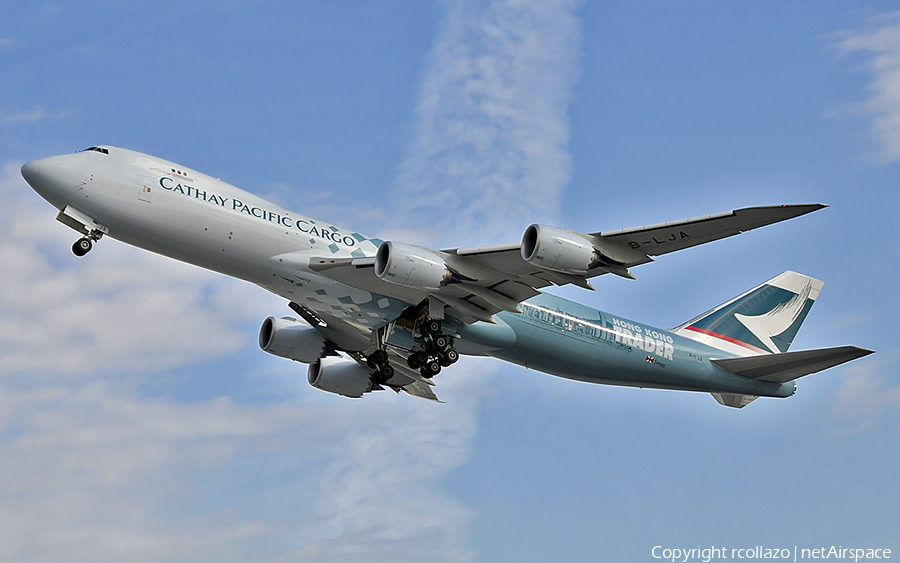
top-left (406, 318), bottom-right (459, 379)
top-left (366, 348), bottom-right (395, 384)
top-left (365, 316), bottom-right (459, 384)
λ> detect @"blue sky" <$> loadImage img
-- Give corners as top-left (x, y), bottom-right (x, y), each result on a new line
top-left (1, 1), bottom-right (898, 561)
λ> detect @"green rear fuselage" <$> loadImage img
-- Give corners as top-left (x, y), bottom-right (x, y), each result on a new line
top-left (455, 292), bottom-right (796, 398)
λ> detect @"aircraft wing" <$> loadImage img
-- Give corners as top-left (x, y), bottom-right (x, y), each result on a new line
top-left (308, 204), bottom-right (825, 325)
top-left (593, 204), bottom-right (826, 256)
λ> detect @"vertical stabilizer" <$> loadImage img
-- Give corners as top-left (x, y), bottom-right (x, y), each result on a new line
top-left (673, 271), bottom-right (823, 356)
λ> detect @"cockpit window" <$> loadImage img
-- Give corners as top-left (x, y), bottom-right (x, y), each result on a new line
top-left (79, 146), bottom-right (109, 155)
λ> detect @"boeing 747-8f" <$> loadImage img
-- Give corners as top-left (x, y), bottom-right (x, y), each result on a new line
top-left (20, 146), bottom-right (872, 408)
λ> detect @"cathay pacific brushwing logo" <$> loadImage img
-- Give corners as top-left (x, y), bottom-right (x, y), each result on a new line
top-left (733, 282), bottom-right (812, 353)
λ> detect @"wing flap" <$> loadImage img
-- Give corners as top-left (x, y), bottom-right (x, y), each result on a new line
top-left (710, 346), bottom-right (873, 383)
top-left (710, 393), bottom-right (759, 409)
top-left (382, 349), bottom-right (442, 402)
top-left (401, 380), bottom-right (441, 402)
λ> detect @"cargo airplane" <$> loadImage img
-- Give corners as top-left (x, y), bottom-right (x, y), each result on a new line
top-left (21, 146), bottom-right (872, 408)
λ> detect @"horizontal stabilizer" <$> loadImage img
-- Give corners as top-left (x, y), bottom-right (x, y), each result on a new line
top-left (711, 346), bottom-right (873, 383)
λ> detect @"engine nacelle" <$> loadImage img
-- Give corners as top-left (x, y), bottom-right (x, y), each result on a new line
top-left (521, 224), bottom-right (601, 275)
top-left (307, 356), bottom-right (373, 398)
top-left (374, 241), bottom-right (450, 290)
top-left (259, 316), bottom-right (327, 363)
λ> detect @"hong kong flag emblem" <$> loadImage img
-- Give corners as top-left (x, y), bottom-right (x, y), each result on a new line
top-left (645, 356), bottom-right (655, 363)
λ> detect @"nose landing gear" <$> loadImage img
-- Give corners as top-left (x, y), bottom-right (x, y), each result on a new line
top-left (72, 238), bottom-right (92, 256)
top-left (56, 206), bottom-right (108, 257)
top-left (71, 230), bottom-right (103, 257)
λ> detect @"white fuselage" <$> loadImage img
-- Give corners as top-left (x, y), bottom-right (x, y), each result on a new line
top-left (21, 146), bottom-right (810, 402)
top-left (23, 147), bottom-right (412, 347)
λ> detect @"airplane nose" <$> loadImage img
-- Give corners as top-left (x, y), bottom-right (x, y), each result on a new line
top-left (20, 153), bottom-right (87, 208)
top-left (20, 158), bottom-right (42, 187)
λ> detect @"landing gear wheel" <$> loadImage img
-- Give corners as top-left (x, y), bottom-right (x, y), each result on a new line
top-left (432, 335), bottom-right (450, 351)
top-left (422, 361), bottom-right (441, 378)
top-left (372, 364), bottom-right (393, 386)
top-left (72, 238), bottom-right (92, 257)
top-left (444, 349), bottom-right (460, 364)
top-left (368, 349), bottom-right (392, 381)
top-left (423, 319), bottom-right (442, 336)
top-left (370, 349), bottom-right (388, 365)
top-left (407, 350), bottom-right (428, 369)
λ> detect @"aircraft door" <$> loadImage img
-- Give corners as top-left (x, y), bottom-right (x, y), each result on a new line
top-left (134, 174), bottom-right (155, 203)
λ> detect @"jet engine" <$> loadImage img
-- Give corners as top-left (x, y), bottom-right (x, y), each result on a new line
top-left (259, 316), bottom-right (328, 363)
top-left (520, 224), bottom-right (602, 275)
top-left (307, 356), bottom-right (373, 398)
top-left (374, 241), bottom-right (450, 290)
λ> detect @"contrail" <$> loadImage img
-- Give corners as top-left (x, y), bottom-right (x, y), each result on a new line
top-left (394, 0), bottom-right (582, 247)
top-left (841, 13), bottom-right (900, 163)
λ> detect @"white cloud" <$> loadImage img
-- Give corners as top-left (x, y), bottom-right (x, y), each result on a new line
top-left (0, 161), bottom-right (287, 558)
top-left (394, 0), bottom-right (582, 247)
top-left (840, 12), bottom-right (900, 163)
top-left (0, 383), bottom-right (285, 559)
top-left (3, 106), bottom-right (49, 124)
top-left (289, 372), bottom-right (483, 562)
top-left (1, 139), bottom-right (484, 559)
top-left (0, 369), bottom-right (485, 560)
top-left (829, 350), bottom-right (900, 432)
